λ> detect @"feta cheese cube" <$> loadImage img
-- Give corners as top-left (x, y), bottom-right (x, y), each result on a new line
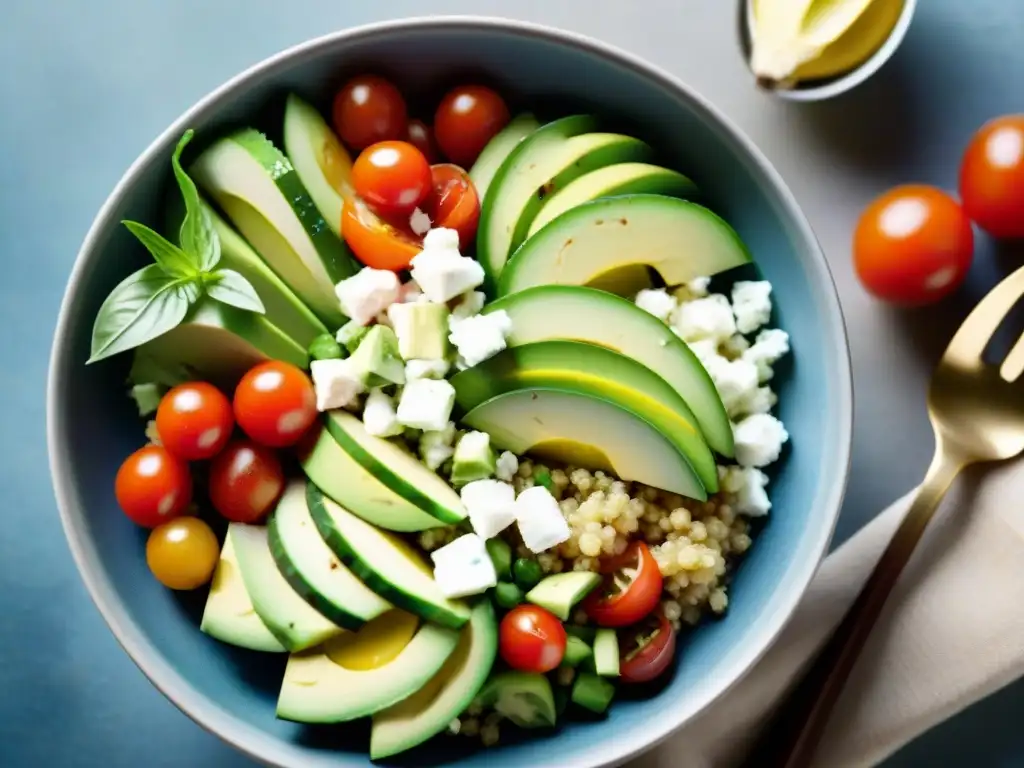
top-left (405, 358), bottom-right (450, 381)
top-left (419, 421), bottom-right (456, 470)
top-left (743, 328), bottom-right (791, 382)
top-left (424, 227), bottom-right (460, 250)
top-left (409, 207), bottom-right (432, 237)
top-left (362, 388), bottom-right (403, 437)
top-left (461, 479), bottom-right (517, 539)
top-left (397, 379), bottom-right (456, 432)
top-left (449, 310), bottom-right (513, 368)
top-left (430, 533), bottom-right (497, 599)
top-left (634, 288), bottom-right (676, 322)
top-left (495, 451), bottom-right (519, 482)
top-left (720, 465), bottom-right (772, 517)
top-left (515, 486), bottom-right (571, 553)
top-left (733, 413), bottom-right (789, 467)
top-left (410, 228), bottom-right (485, 303)
top-left (702, 354), bottom-right (760, 418)
top-left (310, 358), bottom-right (365, 411)
top-left (334, 267), bottom-right (401, 326)
top-left (672, 294), bottom-right (736, 343)
top-left (732, 280), bottom-right (773, 334)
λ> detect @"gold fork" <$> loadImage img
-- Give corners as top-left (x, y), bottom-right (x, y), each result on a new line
top-left (755, 263), bottom-right (1024, 767)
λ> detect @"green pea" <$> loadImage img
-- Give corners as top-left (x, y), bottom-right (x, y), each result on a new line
top-left (534, 470), bottom-right (554, 493)
top-left (513, 557), bottom-right (544, 591)
top-left (486, 538), bottom-right (512, 580)
top-left (494, 581), bottom-right (524, 609)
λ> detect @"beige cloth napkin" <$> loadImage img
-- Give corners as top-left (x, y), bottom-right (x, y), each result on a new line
top-left (631, 459), bottom-right (1024, 768)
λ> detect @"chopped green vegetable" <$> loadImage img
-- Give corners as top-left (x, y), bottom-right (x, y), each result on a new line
top-left (336, 320), bottom-right (370, 353)
top-left (513, 558), bottom-right (543, 591)
top-left (129, 382), bottom-right (165, 417)
top-left (566, 625), bottom-right (597, 644)
top-left (494, 581), bottom-right (524, 609)
top-left (533, 470), bottom-right (554, 493)
top-left (308, 333), bottom-right (344, 361)
top-left (593, 629), bottom-right (620, 677)
top-left (562, 635), bottom-right (593, 668)
top-left (477, 671), bottom-right (556, 728)
top-left (486, 538), bottom-right (512, 579)
top-left (571, 672), bottom-right (615, 714)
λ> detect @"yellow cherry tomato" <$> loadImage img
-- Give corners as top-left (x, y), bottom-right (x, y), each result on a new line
top-left (146, 517), bottom-right (220, 590)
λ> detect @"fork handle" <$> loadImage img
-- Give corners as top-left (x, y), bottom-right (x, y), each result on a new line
top-left (754, 446), bottom-right (965, 768)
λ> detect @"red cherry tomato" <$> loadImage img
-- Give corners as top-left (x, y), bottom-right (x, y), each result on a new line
top-left (154, 381), bottom-right (233, 460)
top-left (208, 439), bottom-right (284, 523)
top-left (406, 119), bottom-right (440, 164)
top-left (434, 85), bottom-right (511, 167)
top-left (233, 361), bottom-right (317, 448)
top-left (959, 115), bottom-right (1024, 240)
top-left (619, 609), bottom-right (678, 684)
top-left (332, 75), bottom-right (408, 151)
top-left (499, 604), bottom-right (567, 674)
top-left (422, 164), bottom-right (481, 248)
top-left (342, 195), bottom-right (423, 271)
top-left (583, 541), bottom-right (664, 628)
top-left (853, 185), bottom-right (974, 306)
top-left (352, 141), bottom-right (433, 218)
top-left (114, 445), bottom-right (193, 528)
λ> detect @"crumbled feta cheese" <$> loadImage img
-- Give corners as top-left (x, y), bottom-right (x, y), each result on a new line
top-left (687, 339), bottom-right (720, 366)
top-left (410, 228), bottom-right (485, 303)
top-left (720, 333), bottom-right (750, 360)
top-left (461, 480), bottom-right (517, 539)
top-left (672, 294), bottom-right (737, 343)
top-left (515, 486), bottom-right (571, 553)
top-left (743, 328), bottom-right (791, 382)
top-left (721, 465), bottom-right (772, 517)
top-left (310, 359), bottom-right (364, 411)
top-left (397, 379), bottom-right (456, 432)
top-left (419, 422), bottom-right (456, 470)
top-left (733, 413), bottom-right (789, 467)
top-left (334, 267), bottom-right (401, 326)
top-left (405, 358), bottom-right (450, 380)
top-left (452, 290), bottom-right (487, 320)
top-left (732, 280), bottom-right (773, 334)
top-left (430, 533), bottom-right (497, 599)
top-left (495, 451), bottom-right (519, 482)
top-left (449, 310), bottom-right (513, 368)
top-left (362, 388), bottom-right (403, 437)
top-left (398, 281), bottom-right (425, 304)
top-left (738, 386), bottom-right (778, 416)
top-left (634, 288), bottom-right (676, 322)
top-left (702, 354), bottom-right (760, 418)
top-left (409, 207), bottom-right (432, 236)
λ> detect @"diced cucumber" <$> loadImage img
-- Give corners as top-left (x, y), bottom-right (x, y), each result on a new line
top-left (571, 672), bottom-right (615, 714)
top-left (593, 629), bottom-right (620, 677)
top-left (562, 635), bottom-right (593, 668)
top-left (525, 572), bottom-right (602, 621)
top-left (476, 671), bottom-right (556, 728)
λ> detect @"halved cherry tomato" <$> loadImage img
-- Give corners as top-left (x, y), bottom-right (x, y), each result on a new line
top-left (499, 604), bottom-right (567, 674)
top-left (342, 195), bottom-right (422, 271)
top-left (422, 164), bottom-right (481, 248)
top-left (115, 445), bottom-right (193, 528)
top-left (332, 75), bottom-right (408, 151)
top-left (959, 115), bottom-right (1024, 239)
top-left (434, 85), bottom-right (511, 167)
top-left (352, 140), bottom-right (433, 218)
top-left (233, 360), bottom-right (317, 448)
top-left (406, 119), bottom-right (440, 164)
top-left (583, 541), bottom-right (663, 628)
top-left (155, 381), bottom-right (233, 461)
top-left (853, 184), bottom-right (974, 306)
top-left (146, 516), bottom-right (220, 590)
top-left (208, 439), bottom-right (284, 524)
top-left (619, 609), bottom-right (677, 684)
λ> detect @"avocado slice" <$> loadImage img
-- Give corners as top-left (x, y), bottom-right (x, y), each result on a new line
top-left (370, 600), bottom-right (498, 760)
top-left (268, 479), bottom-right (391, 630)
top-left (524, 572), bottom-right (601, 621)
top-left (476, 671), bottom-right (557, 728)
top-left (277, 609), bottom-right (460, 724)
top-left (191, 129), bottom-right (357, 327)
top-left (200, 525), bottom-right (286, 653)
top-left (462, 387), bottom-right (707, 500)
top-left (498, 194), bottom-right (752, 298)
top-left (299, 422), bottom-right (447, 532)
top-left (484, 286), bottom-right (733, 458)
top-left (450, 340), bottom-right (718, 492)
top-left (307, 483), bottom-right (471, 629)
top-left (283, 93), bottom-right (353, 238)
top-left (469, 113), bottom-right (540, 201)
top-left (230, 523), bottom-right (344, 652)
top-left (477, 115), bottom-right (652, 289)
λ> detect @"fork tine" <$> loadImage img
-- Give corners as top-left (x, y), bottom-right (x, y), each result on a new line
top-left (945, 264), bottom-right (1024, 365)
top-left (1000, 331), bottom-right (1024, 382)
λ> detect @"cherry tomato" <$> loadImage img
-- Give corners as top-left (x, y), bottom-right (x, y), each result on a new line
top-left (233, 361), bottom-right (317, 448)
top-left (114, 445), bottom-right (193, 528)
top-left (499, 604), bottom-right (567, 674)
top-left (853, 184), bottom-right (974, 306)
top-left (155, 381), bottom-right (233, 461)
top-left (208, 439), bottom-right (284, 523)
top-left (352, 140), bottom-right (433, 218)
top-left (332, 75), bottom-right (408, 151)
top-left (434, 85), bottom-right (511, 167)
top-left (619, 609), bottom-right (678, 684)
top-left (406, 119), bottom-right (440, 164)
top-left (583, 541), bottom-right (663, 628)
top-left (146, 516), bottom-right (220, 590)
top-left (342, 195), bottom-right (423, 271)
top-left (959, 115), bottom-right (1024, 240)
top-left (422, 164), bottom-right (481, 248)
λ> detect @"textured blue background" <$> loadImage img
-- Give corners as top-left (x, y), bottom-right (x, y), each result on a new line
top-left (4, 0), bottom-right (1023, 766)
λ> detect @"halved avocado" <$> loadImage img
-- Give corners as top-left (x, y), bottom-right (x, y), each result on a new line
top-left (200, 525), bottom-right (286, 653)
top-left (277, 609), bottom-right (460, 723)
top-left (485, 285), bottom-right (733, 457)
top-left (469, 113), bottom-right (540, 201)
top-left (191, 129), bottom-right (357, 326)
top-left (371, 599), bottom-right (498, 760)
top-left (461, 387), bottom-right (707, 499)
top-left (307, 483), bottom-right (471, 629)
top-left (450, 341), bottom-right (717, 491)
top-left (498, 194), bottom-right (752, 297)
top-left (268, 479), bottom-right (391, 630)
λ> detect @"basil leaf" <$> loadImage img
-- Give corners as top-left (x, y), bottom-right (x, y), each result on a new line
top-left (87, 264), bottom-right (195, 364)
top-left (172, 130), bottom-right (220, 272)
top-left (122, 220), bottom-right (198, 279)
top-left (206, 269), bottom-right (265, 314)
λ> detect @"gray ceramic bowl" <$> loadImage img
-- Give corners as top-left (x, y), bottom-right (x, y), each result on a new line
top-left (47, 16), bottom-right (852, 768)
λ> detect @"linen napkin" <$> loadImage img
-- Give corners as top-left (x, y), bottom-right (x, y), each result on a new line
top-left (631, 458), bottom-right (1024, 768)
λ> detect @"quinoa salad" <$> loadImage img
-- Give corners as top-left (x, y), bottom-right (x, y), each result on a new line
top-left (90, 73), bottom-right (788, 761)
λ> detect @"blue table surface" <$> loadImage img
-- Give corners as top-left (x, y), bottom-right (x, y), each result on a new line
top-left (4, 0), bottom-right (1024, 765)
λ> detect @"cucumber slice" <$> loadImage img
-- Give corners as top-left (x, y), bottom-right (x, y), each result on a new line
top-left (593, 629), bottom-right (620, 677)
top-left (469, 113), bottom-right (540, 200)
top-left (268, 479), bottom-right (391, 630)
top-left (307, 482), bottom-right (471, 629)
top-left (476, 671), bottom-right (557, 728)
top-left (571, 672), bottom-right (615, 714)
top-left (524, 572), bottom-right (601, 621)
